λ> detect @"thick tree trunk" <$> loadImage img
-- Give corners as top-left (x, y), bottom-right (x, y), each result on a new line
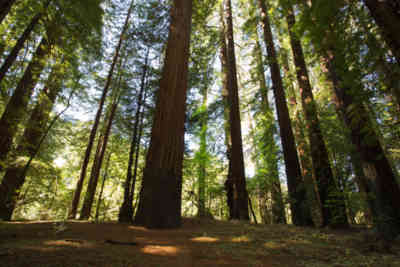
top-left (119, 50), bottom-right (149, 223)
top-left (0, 0), bottom-right (16, 24)
top-left (0, 61), bottom-right (63, 220)
top-left (133, 0), bottom-right (192, 229)
top-left (363, 0), bottom-right (400, 65)
top-left (68, 0), bottom-right (134, 219)
top-left (0, 35), bottom-right (53, 170)
top-left (224, 0), bottom-right (249, 221)
top-left (0, 0), bottom-right (50, 83)
top-left (258, 0), bottom-right (313, 226)
top-left (286, 7), bottom-right (348, 228)
top-left (95, 152), bottom-right (111, 221)
top-left (219, 6), bottom-right (234, 219)
top-left (325, 50), bottom-right (400, 240)
top-left (79, 96), bottom-right (120, 220)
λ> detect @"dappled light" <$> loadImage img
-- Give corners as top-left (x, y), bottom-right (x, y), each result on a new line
top-left (190, 236), bottom-right (219, 243)
top-left (141, 245), bottom-right (181, 256)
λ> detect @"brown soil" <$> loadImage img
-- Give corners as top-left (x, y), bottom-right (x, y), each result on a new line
top-left (0, 218), bottom-right (399, 267)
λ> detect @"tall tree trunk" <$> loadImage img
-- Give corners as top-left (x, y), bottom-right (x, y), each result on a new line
top-left (255, 40), bottom-right (286, 224)
top-left (0, 60), bottom-right (63, 220)
top-left (79, 94), bottom-right (120, 220)
top-left (119, 49), bottom-right (149, 223)
top-left (258, 0), bottom-right (313, 226)
top-left (0, 0), bottom-right (50, 83)
top-left (219, 5), bottom-right (234, 219)
top-left (286, 7), bottom-right (348, 228)
top-left (0, 33), bottom-right (53, 170)
top-left (223, 0), bottom-right (249, 220)
top-left (133, 0), bottom-right (192, 229)
top-left (95, 152), bottom-right (112, 221)
top-left (363, 0), bottom-right (400, 65)
top-left (68, 0), bottom-right (134, 219)
top-left (0, 0), bottom-right (16, 24)
top-left (197, 85), bottom-right (208, 217)
top-left (325, 51), bottom-right (400, 239)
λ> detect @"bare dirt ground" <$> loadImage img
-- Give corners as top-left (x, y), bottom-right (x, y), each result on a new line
top-left (0, 218), bottom-right (399, 267)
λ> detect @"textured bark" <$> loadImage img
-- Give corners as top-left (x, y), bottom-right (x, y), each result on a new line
top-left (325, 50), bottom-right (400, 240)
top-left (79, 95), bottom-right (120, 220)
top-left (223, 0), bottom-right (249, 221)
top-left (258, 0), bottom-right (313, 226)
top-left (133, 0), bottom-right (192, 229)
top-left (0, 0), bottom-right (50, 83)
top-left (219, 6), bottom-right (234, 218)
top-left (68, 0), bottom-right (134, 219)
top-left (119, 50), bottom-right (149, 223)
top-left (0, 34), bottom-right (53, 170)
top-left (286, 7), bottom-right (348, 228)
top-left (0, 0), bottom-right (16, 24)
top-left (0, 61), bottom-right (63, 220)
top-left (363, 0), bottom-right (400, 65)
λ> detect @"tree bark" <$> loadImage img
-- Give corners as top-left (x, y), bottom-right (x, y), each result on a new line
top-left (197, 84), bottom-right (208, 217)
top-left (258, 0), bottom-right (313, 226)
top-left (119, 50), bottom-right (149, 223)
top-left (223, 0), bottom-right (249, 221)
top-left (68, 0), bottom-right (134, 219)
top-left (363, 0), bottom-right (400, 65)
top-left (79, 94), bottom-right (120, 220)
top-left (0, 60), bottom-right (63, 220)
top-left (286, 7), bottom-right (348, 228)
top-left (95, 152), bottom-right (112, 221)
top-left (0, 34), bottom-right (53, 171)
top-left (0, 0), bottom-right (16, 24)
top-left (0, 0), bottom-right (50, 83)
top-left (133, 0), bottom-right (192, 229)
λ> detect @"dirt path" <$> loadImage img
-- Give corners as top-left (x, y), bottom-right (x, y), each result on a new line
top-left (0, 218), bottom-right (399, 266)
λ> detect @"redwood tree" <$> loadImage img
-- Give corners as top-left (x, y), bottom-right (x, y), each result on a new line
top-left (258, 0), bottom-right (313, 226)
top-left (0, 0), bottom-right (16, 24)
top-left (133, 0), bottom-right (193, 229)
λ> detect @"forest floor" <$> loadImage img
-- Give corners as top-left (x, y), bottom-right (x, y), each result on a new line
top-left (0, 218), bottom-right (399, 267)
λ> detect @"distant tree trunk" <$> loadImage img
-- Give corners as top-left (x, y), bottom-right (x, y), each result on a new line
top-left (324, 51), bottom-right (400, 239)
top-left (223, 0), bottom-right (249, 221)
top-left (119, 50), bottom-right (149, 223)
top-left (258, 0), bottom-right (313, 226)
top-left (197, 85), bottom-right (208, 217)
top-left (0, 34), bottom-right (53, 170)
top-left (363, 0), bottom-right (400, 65)
top-left (68, 0), bottom-right (134, 219)
top-left (254, 40), bottom-right (286, 224)
top-left (0, 60), bottom-right (63, 220)
top-left (219, 5), bottom-right (234, 219)
top-left (95, 152), bottom-right (112, 221)
top-left (286, 7), bottom-right (348, 228)
top-left (0, 0), bottom-right (16, 24)
top-left (133, 0), bottom-right (192, 229)
top-left (79, 94), bottom-right (120, 220)
top-left (0, 0), bottom-right (50, 83)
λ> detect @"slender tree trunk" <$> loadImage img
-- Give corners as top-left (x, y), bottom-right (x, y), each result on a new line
top-left (0, 60), bottom-right (63, 220)
top-left (119, 50), bottom-right (149, 223)
top-left (0, 0), bottom-right (16, 24)
top-left (258, 0), bottom-right (313, 226)
top-left (80, 95), bottom-right (120, 220)
top-left (363, 0), bottom-right (400, 65)
top-left (223, 0), bottom-right (249, 220)
top-left (0, 34), bottom-right (53, 170)
top-left (95, 152), bottom-right (111, 221)
top-left (68, 0), bottom-right (134, 219)
top-left (133, 0), bottom-right (193, 229)
top-left (0, 0), bottom-right (50, 83)
top-left (286, 7), bottom-right (348, 228)
top-left (197, 85), bottom-right (208, 217)
top-left (254, 39), bottom-right (286, 224)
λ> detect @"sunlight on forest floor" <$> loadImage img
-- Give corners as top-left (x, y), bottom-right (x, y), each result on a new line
top-left (0, 218), bottom-right (399, 267)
